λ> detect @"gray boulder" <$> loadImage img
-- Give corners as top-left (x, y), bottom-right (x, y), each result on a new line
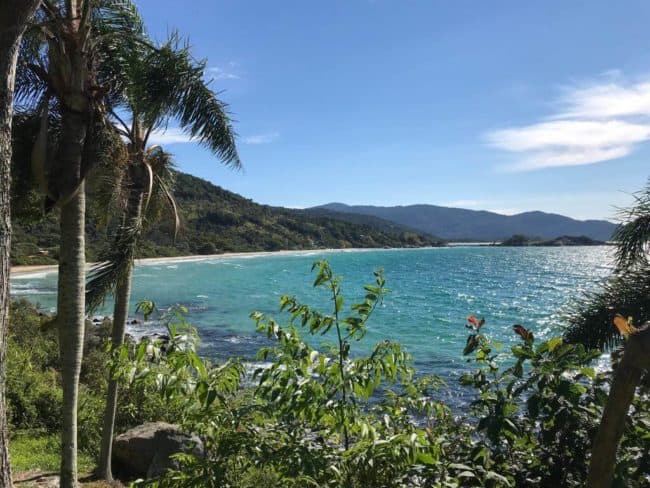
top-left (113, 422), bottom-right (204, 479)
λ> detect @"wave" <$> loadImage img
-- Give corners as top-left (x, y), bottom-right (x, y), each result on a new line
top-left (11, 288), bottom-right (55, 295)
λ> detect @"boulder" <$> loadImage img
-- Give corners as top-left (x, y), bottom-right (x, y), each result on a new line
top-left (112, 422), bottom-right (204, 479)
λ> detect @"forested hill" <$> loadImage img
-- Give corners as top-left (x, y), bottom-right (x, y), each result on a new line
top-left (11, 172), bottom-right (443, 265)
top-left (311, 203), bottom-right (617, 241)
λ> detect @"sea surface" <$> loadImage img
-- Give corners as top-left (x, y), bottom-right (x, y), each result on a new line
top-left (11, 247), bottom-right (613, 403)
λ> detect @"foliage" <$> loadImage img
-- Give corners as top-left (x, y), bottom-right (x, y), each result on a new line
top-left (612, 178), bottom-right (650, 269)
top-left (564, 264), bottom-right (650, 349)
top-left (5, 300), bottom-right (187, 461)
top-left (9, 263), bottom-right (650, 486)
top-left (566, 179), bottom-right (650, 350)
top-left (12, 171), bottom-right (444, 265)
top-left (499, 234), bottom-right (605, 247)
top-left (9, 433), bottom-right (95, 474)
top-left (111, 262), bottom-right (649, 488)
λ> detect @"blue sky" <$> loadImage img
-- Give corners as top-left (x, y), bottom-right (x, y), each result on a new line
top-left (137, 0), bottom-right (650, 221)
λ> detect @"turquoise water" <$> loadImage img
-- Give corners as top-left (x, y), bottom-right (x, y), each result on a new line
top-left (12, 247), bottom-right (612, 389)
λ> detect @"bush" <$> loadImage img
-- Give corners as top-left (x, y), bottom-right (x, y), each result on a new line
top-left (116, 262), bottom-right (649, 488)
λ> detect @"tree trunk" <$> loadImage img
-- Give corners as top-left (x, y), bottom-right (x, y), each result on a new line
top-left (97, 176), bottom-right (144, 480)
top-left (58, 182), bottom-right (86, 488)
top-left (588, 324), bottom-right (650, 488)
top-left (96, 274), bottom-right (132, 480)
top-left (0, 2), bottom-right (42, 487)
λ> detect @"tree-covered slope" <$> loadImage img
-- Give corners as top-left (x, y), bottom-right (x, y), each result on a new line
top-left (12, 172), bottom-right (443, 265)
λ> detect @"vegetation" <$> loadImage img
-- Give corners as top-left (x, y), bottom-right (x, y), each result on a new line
top-left (14, 1), bottom-right (149, 484)
top-left (6, 299), bottom-right (186, 479)
top-left (12, 171), bottom-right (444, 266)
top-left (0, 2), bottom-right (42, 486)
top-left (16, 261), bottom-right (638, 487)
top-left (499, 234), bottom-right (607, 246)
top-left (562, 180), bottom-right (650, 487)
top-left (2, 0), bottom-right (646, 485)
top-left (84, 27), bottom-right (241, 481)
top-left (6, 255), bottom-right (650, 486)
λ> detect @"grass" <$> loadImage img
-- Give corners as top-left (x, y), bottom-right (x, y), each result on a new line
top-left (10, 432), bottom-right (95, 474)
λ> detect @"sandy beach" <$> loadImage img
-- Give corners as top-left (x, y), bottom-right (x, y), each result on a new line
top-left (10, 247), bottom-right (397, 278)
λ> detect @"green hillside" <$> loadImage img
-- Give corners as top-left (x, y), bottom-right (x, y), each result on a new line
top-left (12, 172), bottom-right (444, 265)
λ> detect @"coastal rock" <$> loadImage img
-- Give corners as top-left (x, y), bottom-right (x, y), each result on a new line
top-left (83, 317), bottom-right (112, 352)
top-left (112, 422), bottom-right (204, 479)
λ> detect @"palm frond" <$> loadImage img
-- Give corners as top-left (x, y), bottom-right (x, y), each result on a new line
top-left (563, 178), bottom-right (650, 350)
top-left (15, 17), bottom-right (51, 106)
top-left (86, 141), bottom-right (129, 230)
top-left (131, 35), bottom-right (241, 167)
top-left (613, 180), bottom-right (650, 269)
top-left (86, 208), bottom-right (142, 312)
top-left (563, 263), bottom-right (650, 350)
top-left (142, 148), bottom-right (180, 235)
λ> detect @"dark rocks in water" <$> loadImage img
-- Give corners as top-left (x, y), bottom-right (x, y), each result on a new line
top-left (141, 333), bottom-right (170, 343)
top-left (112, 422), bottom-right (204, 479)
top-left (130, 319), bottom-right (139, 325)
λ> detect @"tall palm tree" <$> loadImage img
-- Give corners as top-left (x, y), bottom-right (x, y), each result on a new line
top-left (0, 3), bottom-right (42, 485)
top-left (14, 2), bottom-right (144, 485)
top-left (571, 180), bottom-right (650, 488)
top-left (86, 36), bottom-right (240, 481)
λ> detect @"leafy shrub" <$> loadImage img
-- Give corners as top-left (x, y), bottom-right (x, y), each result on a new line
top-left (115, 262), bottom-right (649, 488)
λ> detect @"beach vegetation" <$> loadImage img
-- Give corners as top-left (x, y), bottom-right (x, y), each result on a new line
top-left (92, 262), bottom-right (647, 487)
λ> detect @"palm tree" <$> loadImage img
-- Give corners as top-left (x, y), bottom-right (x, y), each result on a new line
top-left (565, 180), bottom-right (650, 349)
top-left (563, 180), bottom-right (650, 487)
top-left (14, 2), bottom-right (144, 485)
top-left (0, 3), bottom-right (43, 485)
top-left (85, 36), bottom-right (240, 481)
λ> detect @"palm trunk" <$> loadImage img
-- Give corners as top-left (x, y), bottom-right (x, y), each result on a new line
top-left (97, 176), bottom-right (144, 480)
top-left (0, 2), bottom-right (42, 486)
top-left (97, 273), bottom-right (132, 480)
top-left (57, 180), bottom-right (86, 488)
top-left (588, 324), bottom-right (650, 488)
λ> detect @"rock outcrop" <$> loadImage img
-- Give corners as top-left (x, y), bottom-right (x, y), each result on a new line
top-left (112, 422), bottom-right (204, 479)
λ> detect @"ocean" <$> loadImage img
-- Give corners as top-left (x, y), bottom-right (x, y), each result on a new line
top-left (11, 246), bottom-right (613, 400)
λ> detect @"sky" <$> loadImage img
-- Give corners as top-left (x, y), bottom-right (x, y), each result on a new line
top-left (136, 0), bottom-right (650, 221)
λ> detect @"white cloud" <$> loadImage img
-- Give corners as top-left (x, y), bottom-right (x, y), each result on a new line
top-left (487, 120), bottom-right (650, 151)
top-left (147, 127), bottom-right (194, 145)
top-left (559, 81), bottom-right (650, 119)
top-left (208, 66), bottom-right (240, 80)
top-left (242, 132), bottom-right (279, 145)
top-left (485, 73), bottom-right (650, 171)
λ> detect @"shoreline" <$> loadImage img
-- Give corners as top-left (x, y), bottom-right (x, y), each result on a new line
top-left (10, 246), bottom-right (433, 278)
top-left (10, 243), bottom-right (612, 278)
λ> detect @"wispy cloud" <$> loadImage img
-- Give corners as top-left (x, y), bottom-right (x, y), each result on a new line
top-left (207, 66), bottom-right (240, 80)
top-left (147, 127), bottom-right (193, 145)
top-left (485, 73), bottom-right (650, 171)
top-left (242, 132), bottom-right (279, 145)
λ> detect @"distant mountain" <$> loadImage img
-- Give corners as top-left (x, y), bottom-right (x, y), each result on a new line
top-left (12, 173), bottom-right (443, 265)
top-left (300, 207), bottom-right (431, 236)
top-left (308, 203), bottom-right (617, 242)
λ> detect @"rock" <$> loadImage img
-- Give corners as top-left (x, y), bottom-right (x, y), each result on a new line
top-left (147, 428), bottom-right (204, 478)
top-left (113, 422), bottom-right (204, 479)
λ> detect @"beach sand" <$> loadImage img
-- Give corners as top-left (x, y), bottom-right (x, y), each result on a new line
top-left (10, 248), bottom-right (390, 278)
